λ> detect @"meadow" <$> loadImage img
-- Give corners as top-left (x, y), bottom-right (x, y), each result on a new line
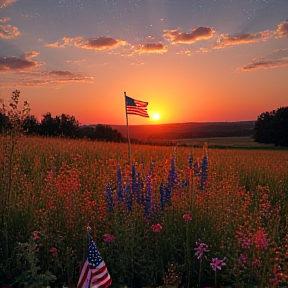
top-left (1, 136), bottom-right (288, 288)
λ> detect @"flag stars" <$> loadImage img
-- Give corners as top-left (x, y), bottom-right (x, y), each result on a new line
top-left (87, 236), bottom-right (103, 267)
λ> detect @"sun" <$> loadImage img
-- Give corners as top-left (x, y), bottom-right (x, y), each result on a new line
top-left (152, 113), bottom-right (160, 120)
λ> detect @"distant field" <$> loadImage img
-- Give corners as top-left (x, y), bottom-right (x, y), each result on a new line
top-left (157, 136), bottom-right (278, 149)
top-left (110, 121), bottom-right (255, 141)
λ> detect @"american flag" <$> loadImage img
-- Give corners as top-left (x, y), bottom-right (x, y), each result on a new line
top-left (125, 95), bottom-right (149, 118)
top-left (77, 235), bottom-right (112, 288)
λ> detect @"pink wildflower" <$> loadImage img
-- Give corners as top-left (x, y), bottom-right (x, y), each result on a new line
top-left (238, 236), bottom-right (252, 249)
top-left (252, 257), bottom-right (261, 266)
top-left (195, 242), bottom-right (209, 259)
top-left (238, 254), bottom-right (248, 266)
top-left (104, 234), bottom-right (115, 243)
top-left (183, 214), bottom-right (192, 221)
top-left (151, 223), bottom-right (163, 233)
top-left (32, 231), bottom-right (40, 240)
top-left (49, 247), bottom-right (58, 257)
top-left (253, 228), bottom-right (269, 249)
top-left (210, 257), bottom-right (226, 271)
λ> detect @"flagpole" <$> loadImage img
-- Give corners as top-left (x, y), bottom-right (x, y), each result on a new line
top-left (124, 91), bottom-right (132, 165)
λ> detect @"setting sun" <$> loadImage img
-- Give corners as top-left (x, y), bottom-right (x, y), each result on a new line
top-left (152, 113), bottom-right (160, 120)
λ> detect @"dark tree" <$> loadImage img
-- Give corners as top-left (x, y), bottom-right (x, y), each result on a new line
top-left (253, 107), bottom-right (288, 147)
top-left (58, 113), bottom-right (80, 138)
top-left (22, 115), bottom-right (40, 135)
top-left (39, 112), bottom-right (59, 136)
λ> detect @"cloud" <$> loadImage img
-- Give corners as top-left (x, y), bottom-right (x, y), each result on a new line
top-left (46, 70), bottom-right (94, 83)
top-left (0, 18), bottom-right (20, 38)
top-left (0, 51), bottom-right (94, 87)
top-left (45, 37), bottom-right (74, 48)
top-left (239, 49), bottom-right (288, 71)
top-left (45, 36), bottom-right (127, 50)
top-left (0, 52), bottom-right (41, 72)
top-left (0, 17), bottom-right (10, 22)
top-left (276, 20), bottom-right (288, 38)
top-left (133, 43), bottom-right (168, 54)
top-left (75, 36), bottom-right (127, 50)
top-left (0, 69), bottom-right (94, 87)
top-left (163, 27), bottom-right (216, 44)
top-left (0, 0), bottom-right (17, 9)
top-left (214, 31), bottom-right (270, 49)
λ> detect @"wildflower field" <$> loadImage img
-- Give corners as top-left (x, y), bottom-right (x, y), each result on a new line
top-left (1, 136), bottom-right (288, 288)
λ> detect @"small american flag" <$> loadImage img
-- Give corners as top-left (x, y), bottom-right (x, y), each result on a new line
top-left (77, 235), bottom-right (112, 288)
top-left (125, 95), bottom-right (149, 118)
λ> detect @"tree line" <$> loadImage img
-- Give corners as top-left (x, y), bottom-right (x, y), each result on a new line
top-left (253, 106), bottom-right (288, 147)
top-left (0, 91), bottom-right (124, 142)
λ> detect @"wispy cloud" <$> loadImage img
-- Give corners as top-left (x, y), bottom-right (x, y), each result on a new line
top-left (214, 31), bottom-right (271, 49)
top-left (0, 0), bottom-right (18, 9)
top-left (0, 17), bottom-right (20, 38)
top-left (163, 27), bottom-right (216, 44)
top-left (0, 69), bottom-right (94, 87)
top-left (133, 43), bottom-right (168, 54)
top-left (0, 17), bottom-right (10, 22)
top-left (45, 36), bottom-right (127, 50)
top-left (239, 49), bottom-right (288, 72)
top-left (0, 51), bottom-right (93, 87)
top-left (45, 37), bottom-right (74, 48)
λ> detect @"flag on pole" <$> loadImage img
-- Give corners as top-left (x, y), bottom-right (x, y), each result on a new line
top-left (125, 95), bottom-right (149, 118)
top-left (77, 234), bottom-right (112, 288)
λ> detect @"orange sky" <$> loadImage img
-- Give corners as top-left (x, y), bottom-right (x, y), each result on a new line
top-left (0, 0), bottom-right (288, 125)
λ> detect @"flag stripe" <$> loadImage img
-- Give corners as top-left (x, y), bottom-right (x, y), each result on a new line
top-left (77, 260), bottom-right (91, 288)
top-left (77, 237), bottom-right (112, 288)
top-left (125, 95), bottom-right (149, 118)
top-left (127, 110), bottom-right (149, 117)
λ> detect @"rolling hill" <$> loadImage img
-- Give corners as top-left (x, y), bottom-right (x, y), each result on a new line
top-left (109, 121), bottom-right (255, 141)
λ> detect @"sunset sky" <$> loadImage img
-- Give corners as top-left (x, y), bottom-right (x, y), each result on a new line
top-left (0, 0), bottom-right (288, 125)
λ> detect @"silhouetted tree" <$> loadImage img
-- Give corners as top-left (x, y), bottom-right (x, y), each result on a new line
top-left (39, 112), bottom-right (58, 136)
top-left (254, 107), bottom-right (288, 147)
top-left (58, 113), bottom-right (79, 138)
top-left (22, 115), bottom-right (40, 135)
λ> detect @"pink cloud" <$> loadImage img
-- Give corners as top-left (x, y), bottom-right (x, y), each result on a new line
top-left (214, 31), bottom-right (270, 49)
top-left (45, 37), bottom-right (74, 48)
top-left (239, 49), bottom-right (288, 71)
top-left (134, 43), bottom-right (168, 54)
top-left (0, 17), bottom-right (10, 22)
top-left (0, 52), bottom-right (41, 72)
top-left (0, 0), bottom-right (18, 9)
top-left (163, 27), bottom-right (216, 44)
top-left (276, 21), bottom-right (288, 38)
top-left (75, 36), bottom-right (127, 50)
top-left (0, 23), bottom-right (20, 38)
top-left (45, 36), bottom-right (127, 50)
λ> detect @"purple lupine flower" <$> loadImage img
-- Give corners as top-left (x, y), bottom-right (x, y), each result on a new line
top-left (144, 173), bottom-right (152, 218)
top-left (210, 257), bottom-right (226, 271)
top-left (200, 149), bottom-right (209, 190)
top-left (160, 181), bottom-right (165, 211)
top-left (195, 242), bottom-right (209, 259)
top-left (105, 182), bottom-right (113, 212)
top-left (116, 164), bottom-right (123, 200)
top-left (189, 153), bottom-right (193, 170)
top-left (124, 180), bottom-right (132, 211)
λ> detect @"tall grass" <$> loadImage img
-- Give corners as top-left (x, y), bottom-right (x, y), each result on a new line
top-left (0, 135), bottom-right (288, 287)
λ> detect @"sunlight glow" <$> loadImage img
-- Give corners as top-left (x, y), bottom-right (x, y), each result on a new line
top-left (152, 113), bottom-right (160, 120)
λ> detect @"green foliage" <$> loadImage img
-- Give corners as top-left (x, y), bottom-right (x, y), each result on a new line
top-left (15, 235), bottom-right (57, 287)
